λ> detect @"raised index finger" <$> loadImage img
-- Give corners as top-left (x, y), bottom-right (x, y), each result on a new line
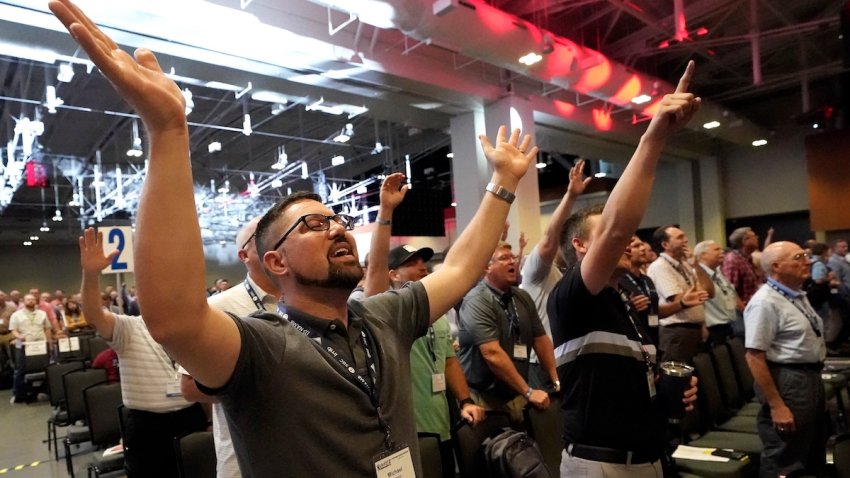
top-left (675, 60), bottom-right (695, 94)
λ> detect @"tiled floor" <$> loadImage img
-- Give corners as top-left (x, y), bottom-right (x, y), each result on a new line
top-left (0, 387), bottom-right (125, 478)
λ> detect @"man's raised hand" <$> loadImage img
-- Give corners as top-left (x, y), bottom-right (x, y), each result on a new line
top-left (49, 0), bottom-right (186, 133)
top-left (645, 60), bottom-right (701, 140)
top-left (379, 172), bottom-right (409, 211)
top-left (478, 126), bottom-right (537, 184)
top-left (79, 227), bottom-right (119, 274)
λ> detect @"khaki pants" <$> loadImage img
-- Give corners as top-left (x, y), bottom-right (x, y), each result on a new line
top-left (469, 388), bottom-right (527, 429)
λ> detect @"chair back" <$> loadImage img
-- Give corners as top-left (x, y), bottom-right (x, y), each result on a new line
top-left (23, 343), bottom-right (50, 374)
top-left (711, 344), bottom-right (744, 410)
top-left (175, 431), bottom-right (216, 478)
top-left (87, 336), bottom-right (111, 362)
top-left (727, 338), bottom-right (755, 399)
top-left (418, 432), bottom-right (443, 478)
top-left (452, 411), bottom-right (511, 478)
top-left (46, 361), bottom-right (84, 407)
top-left (84, 382), bottom-right (123, 447)
top-left (693, 353), bottom-right (732, 429)
top-left (524, 396), bottom-right (564, 476)
top-left (63, 368), bottom-right (108, 423)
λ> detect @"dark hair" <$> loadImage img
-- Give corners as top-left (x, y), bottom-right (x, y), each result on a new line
top-left (255, 191), bottom-right (322, 259)
top-left (811, 242), bottom-right (829, 256)
top-left (652, 225), bottom-right (677, 253)
top-left (559, 204), bottom-right (604, 267)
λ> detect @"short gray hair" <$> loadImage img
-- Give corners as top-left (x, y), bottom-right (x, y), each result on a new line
top-left (693, 240), bottom-right (717, 259)
top-left (728, 227), bottom-right (752, 249)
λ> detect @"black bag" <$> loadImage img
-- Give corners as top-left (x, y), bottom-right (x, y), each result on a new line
top-left (482, 427), bottom-right (552, 478)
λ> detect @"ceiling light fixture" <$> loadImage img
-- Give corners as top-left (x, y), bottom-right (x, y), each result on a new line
top-left (751, 139), bottom-right (768, 147)
top-left (126, 119), bottom-right (143, 157)
top-left (208, 141), bottom-right (222, 153)
top-left (301, 161), bottom-right (309, 179)
top-left (57, 62), bottom-right (74, 83)
top-left (519, 52), bottom-right (543, 66)
top-left (446, 152), bottom-right (454, 159)
top-left (631, 94), bottom-right (652, 105)
top-left (703, 121), bottom-right (720, 129)
top-left (40, 221), bottom-right (50, 232)
top-left (272, 145), bottom-right (288, 170)
top-left (333, 123), bottom-right (354, 143)
top-left (182, 88), bottom-right (194, 116)
top-left (242, 113), bottom-right (252, 136)
top-left (331, 155), bottom-right (345, 166)
top-left (44, 85), bottom-right (64, 114)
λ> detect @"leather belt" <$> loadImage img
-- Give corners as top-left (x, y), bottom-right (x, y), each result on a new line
top-left (565, 443), bottom-right (658, 465)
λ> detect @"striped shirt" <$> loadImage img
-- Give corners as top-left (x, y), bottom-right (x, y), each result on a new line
top-left (109, 314), bottom-right (193, 412)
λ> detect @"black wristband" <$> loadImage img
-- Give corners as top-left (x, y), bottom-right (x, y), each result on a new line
top-left (459, 397), bottom-right (475, 407)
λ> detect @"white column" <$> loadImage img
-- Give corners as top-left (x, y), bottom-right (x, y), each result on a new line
top-left (483, 96), bottom-right (542, 249)
top-left (449, 110), bottom-right (488, 234)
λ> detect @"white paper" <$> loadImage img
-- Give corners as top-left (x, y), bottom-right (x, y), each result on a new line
top-left (672, 445), bottom-right (729, 462)
top-left (24, 340), bottom-right (48, 356)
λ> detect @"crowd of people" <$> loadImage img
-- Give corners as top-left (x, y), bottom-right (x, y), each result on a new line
top-left (1, 2), bottom-right (846, 478)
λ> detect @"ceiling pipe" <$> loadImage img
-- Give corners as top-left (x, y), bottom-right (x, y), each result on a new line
top-left (309, 0), bottom-right (768, 145)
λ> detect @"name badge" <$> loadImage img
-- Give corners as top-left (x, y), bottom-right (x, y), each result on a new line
top-left (513, 344), bottom-right (528, 360)
top-left (432, 373), bottom-right (446, 393)
top-left (647, 371), bottom-right (657, 399)
top-left (374, 446), bottom-right (415, 478)
top-left (648, 314), bottom-right (659, 327)
top-left (724, 294), bottom-right (737, 312)
top-left (165, 376), bottom-right (183, 398)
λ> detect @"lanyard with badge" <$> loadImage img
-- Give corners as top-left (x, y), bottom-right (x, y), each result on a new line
top-left (243, 279), bottom-right (267, 311)
top-left (662, 255), bottom-right (694, 287)
top-left (616, 287), bottom-right (658, 399)
top-left (766, 281), bottom-right (823, 338)
top-left (425, 326), bottom-right (447, 394)
top-left (710, 271), bottom-right (737, 312)
top-left (625, 273), bottom-right (659, 327)
top-left (490, 288), bottom-right (530, 362)
top-left (279, 308), bottom-right (415, 478)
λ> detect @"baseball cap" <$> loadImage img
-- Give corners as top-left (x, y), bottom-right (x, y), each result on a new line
top-left (388, 244), bottom-right (434, 269)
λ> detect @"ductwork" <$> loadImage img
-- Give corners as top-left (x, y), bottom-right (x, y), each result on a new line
top-left (310, 0), bottom-right (769, 146)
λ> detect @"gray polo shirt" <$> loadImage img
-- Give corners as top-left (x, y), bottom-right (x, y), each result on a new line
top-left (199, 281), bottom-right (430, 478)
top-left (458, 280), bottom-right (545, 395)
top-left (744, 279), bottom-right (826, 364)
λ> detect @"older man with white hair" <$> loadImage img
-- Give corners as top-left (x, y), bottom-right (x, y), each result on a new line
top-left (695, 240), bottom-right (741, 345)
top-left (744, 241), bottom-right (826, 478)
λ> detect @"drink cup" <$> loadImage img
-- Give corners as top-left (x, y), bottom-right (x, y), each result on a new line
top-left (658, 361), bottom-right (694, 423)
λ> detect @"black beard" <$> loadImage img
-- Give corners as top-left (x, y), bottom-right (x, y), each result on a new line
top-left (292, 260), bottom-right (363, 291)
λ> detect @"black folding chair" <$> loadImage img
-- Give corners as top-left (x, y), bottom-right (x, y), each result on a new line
top-left (46, 360), bottom-right (84, 458)
top-left (84, 382), bottom-right (124, 477)
top-left (61, 368), bottom-right (107, 477)
top-left (175, 431), bottom-right (216, 478)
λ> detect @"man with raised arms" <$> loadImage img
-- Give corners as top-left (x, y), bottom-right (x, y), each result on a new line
top-left (548, 62), bottom-right (700, 477)
top-left (49, 2), bottom-right (537, 475)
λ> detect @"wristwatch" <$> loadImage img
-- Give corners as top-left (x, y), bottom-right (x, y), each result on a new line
top-left (525, 387), bottom-right (534, 399)
top-left (486, 182), bottom-right (516, 204)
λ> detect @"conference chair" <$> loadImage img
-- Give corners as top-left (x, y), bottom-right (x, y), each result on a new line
top-left (45, 360), bottom-right (85, 458)
top-left (175, 431), bottom-right (216, 478)
top-left (61, 368), bottom-right (108, 476)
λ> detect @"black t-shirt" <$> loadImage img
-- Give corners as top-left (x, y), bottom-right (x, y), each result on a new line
top-left (547, 265), bottom-right (666, 457)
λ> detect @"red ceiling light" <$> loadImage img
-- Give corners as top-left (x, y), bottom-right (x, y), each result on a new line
top-left (695, 27), bottom-right (709, 36)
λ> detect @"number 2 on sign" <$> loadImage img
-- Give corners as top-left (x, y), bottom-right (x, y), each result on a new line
top-left (109, 228), bottom-right (129, 271)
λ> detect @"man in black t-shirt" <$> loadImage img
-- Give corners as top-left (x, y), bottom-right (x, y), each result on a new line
top-left (547, 62), bottom-right (700, 478)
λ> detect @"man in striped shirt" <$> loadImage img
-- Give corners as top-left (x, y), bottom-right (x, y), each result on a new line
top-left (80, 228), bottom-right (207, 477)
